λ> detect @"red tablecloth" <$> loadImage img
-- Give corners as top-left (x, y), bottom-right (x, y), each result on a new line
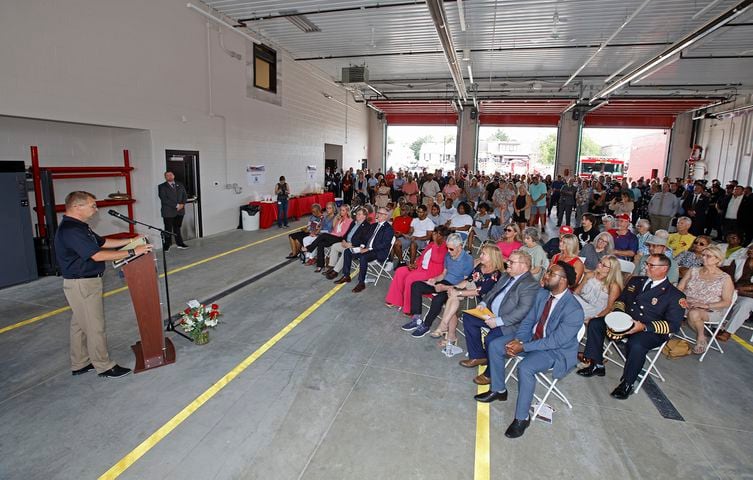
top-left (249, 193), bottom-right (335, 229)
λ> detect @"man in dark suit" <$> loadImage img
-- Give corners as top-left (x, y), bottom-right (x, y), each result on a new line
top-left (459, 250), bottom-right (540, 385)
top-left (325, 207), bottom-right (370, 279)
top-left (681, 182), bottom-right (709, 235)
top-left (335, 207), bottom-right (394, 293)
top-left (157, 171), bottom-right (189, 251)
top-left (474, 261), bottom-right (584, 439)
top-left (578, 253), bottom-right (685, 399)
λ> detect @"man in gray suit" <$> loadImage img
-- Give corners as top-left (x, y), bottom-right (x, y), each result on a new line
top-left (460, 250), bottom-right (540, 385)
top-left (157, 171), bottom-right (189, 251)
top-left (474, 261), bottom-right (584, 439)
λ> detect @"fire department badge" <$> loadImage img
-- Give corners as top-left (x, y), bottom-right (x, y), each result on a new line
top-left (651, 297), bottom-right (658, 305)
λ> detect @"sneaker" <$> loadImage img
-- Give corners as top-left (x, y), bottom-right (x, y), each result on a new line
top-left (401, 316), bottom-right (421, 331)
top-left (72, 363), bottom-right (95, 376)
top-left (176, 244), bottom-right (189, 250)
top-left (411, 324), bottom-right (431, 338)
top-left (443, 343), bottom-right (464, 357)
top-left (98, 365), bottom-right (132, 379)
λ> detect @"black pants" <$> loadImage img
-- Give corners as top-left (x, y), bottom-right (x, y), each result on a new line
top-left (307, 233), bottom-right (342, 267)
top-left (583, 317), bottom-right (667, 386)
top-left (409, 280), bottom-right (452, 328)
top-left (557, 203), bottom-right (573, 226)
top-left (163, 215), bottom-right (185, 248)
top-left (289, 231), bottom-right (308, 247)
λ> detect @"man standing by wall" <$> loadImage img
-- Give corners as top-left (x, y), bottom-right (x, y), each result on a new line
top-left (158, 171), bottom-right (189, 251)
top-left (55, 191), bottom-right (153, 378)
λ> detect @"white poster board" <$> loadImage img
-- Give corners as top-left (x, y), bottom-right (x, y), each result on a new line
top-left (306, 165), bottom-right (317, 182)
top-left (246, 165), bottom-right (266, 186)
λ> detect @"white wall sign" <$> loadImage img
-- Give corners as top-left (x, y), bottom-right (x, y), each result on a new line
top-left (246, 165), bottom-right (266, 185)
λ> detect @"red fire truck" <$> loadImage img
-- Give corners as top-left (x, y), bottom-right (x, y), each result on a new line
top-left (578, 157), bottom-right (625, 180)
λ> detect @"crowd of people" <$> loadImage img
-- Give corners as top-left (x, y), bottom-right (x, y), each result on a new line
top-left (286, 166), bottom-right (753, 438)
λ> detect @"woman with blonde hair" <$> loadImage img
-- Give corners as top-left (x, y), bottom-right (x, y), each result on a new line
top-left (430, 244), bottom-right (506, 354)
top-left (677, 245), bottom-right (735, 354)
top-left (551, 233), bottom-right (585, 285)
top-left (574, 255), bottom-right (623, 322)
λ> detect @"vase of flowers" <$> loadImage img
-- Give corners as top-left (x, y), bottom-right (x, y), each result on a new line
top-left (179, 300), bottom-right (221, 344)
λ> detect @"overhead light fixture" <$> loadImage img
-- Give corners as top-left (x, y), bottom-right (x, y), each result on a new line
top-left (457, 0), bottom-right (467, 32)
top-left (186, 3), bottom-right (261, 44)
top-left (366, 103), bottom-right (383, 114)
top-left (280, 10), bottom-right (321, 33)
top-left (426, 0), bottom-right (467, 100)
top-left (633, 55), bottom-right (680, 84)
top-left (590, 0), bottom-right (753, 103)
top-left (462, 49), bottom-right (471, 61)
top-left (603, 59), bottom-right (636, 83)
top-left (467, 65), bottom-right (475, 84)
top-left (366, 84), bottom-right (386, 97)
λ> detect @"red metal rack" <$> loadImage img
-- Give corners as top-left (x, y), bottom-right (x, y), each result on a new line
top-left (31, 146), bottom-right (136, 237)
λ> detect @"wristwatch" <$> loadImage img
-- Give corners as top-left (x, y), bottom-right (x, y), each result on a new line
top-left (128, 249), bottom-right (136, 258)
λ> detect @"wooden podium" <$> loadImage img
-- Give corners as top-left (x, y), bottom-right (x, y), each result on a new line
top-left (120, 252), bottom-right (176, 373)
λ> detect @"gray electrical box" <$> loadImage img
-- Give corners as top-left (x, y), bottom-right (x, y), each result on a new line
top-left (0, 161), bottom-right (38, 288)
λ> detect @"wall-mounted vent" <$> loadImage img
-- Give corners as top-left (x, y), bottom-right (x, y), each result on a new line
top-left (342, 66), bottom-right (369, 84)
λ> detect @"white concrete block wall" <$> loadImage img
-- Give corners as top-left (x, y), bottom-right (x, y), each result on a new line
top-left (0, 0), bottom-right (368, 237)
top-left (696, 94), bottom-right (753, 185)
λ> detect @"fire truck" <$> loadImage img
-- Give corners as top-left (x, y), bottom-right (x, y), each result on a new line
top-left (578, 156), bottom-right (625, 180)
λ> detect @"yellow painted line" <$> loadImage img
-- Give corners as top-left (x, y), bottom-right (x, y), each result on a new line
top-left (731, 334), bottom-right (753, 354)
top-left (0, 229), bottom-right (294, 335)
top-left (98, 276), bottom-right (351, 480)
top-left (474, 366), bottom-right (491, 480)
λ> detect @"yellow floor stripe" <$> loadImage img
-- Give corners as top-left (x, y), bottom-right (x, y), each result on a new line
top-left (0, 229), bottom-right (293, 335)
top-left (474, 366), bottom-right (491, 480)
top-left (98, 277), bottom-right (351, 480)
top-left (731, 333), bottom-right (753, 353)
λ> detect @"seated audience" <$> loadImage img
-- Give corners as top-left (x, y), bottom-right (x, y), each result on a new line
top-left (496, 223), bottom-right (524, 261)
top-left (520, 228), bottom-right (549, 281)
top-left (581, 232), bottom-right (615, 271)
top-left (286, 203), bottom-right (322, 259)
top-left (459, 250), bottom-right (540, 385)
top-left (578, 254), bottom-right (685, 399)
top-left (574, 213), bottom-right (599, 246)
top-left (612, 214), bottom-right (638, 260)
top-left (574, 255), bottom-right (623, 322)
top-left (335, 208), bottom-right (395, 293)
top-left (634, 234), bottom-right (680, 283)
top-left (668, 216), bottom-right (696, 255)
top-left (551, 234), bottom-right (585, 285)
top-left (719, 247), bottom-right (753, 340)
top-left (384, 226), bottom-right (449, 314)
top-left (675, 235), bottom-right (711, 278)
top-left (466, 202), bottom-right (493, 252)
top-left (438, 197), bottom-right (457, 225)
top-left (634, 218), bottom-right (652, 257)
top-left (428, 202), bottom-right (442, 226)
top-left (677, 245), bottom-right (735, 354)
top-left (305, 204), bottom-right (353, 272)
top-left (391, 203), bottom-right (415, 262)
top-left (325, 207), bottom-right (371, 279)
top-left (475, 262), bottom-right (584, 439)
top-left (447, 202), bottom-right (474, 238)
top-left (398, 204), bottom-right (435, 265)
top-left (721, 231), bottom-right (745, 265)
top-left (401, 233), bottom-right (474, 338)
top-left (543, 225), bottom-right (574, 259)
top-left (600, 215), bottom-right (616, 234)
top-left (431, 244), bottom-right (506, 355)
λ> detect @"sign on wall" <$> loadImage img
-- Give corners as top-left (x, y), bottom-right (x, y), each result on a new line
top-left (246, 165), bottom-right (266, 185)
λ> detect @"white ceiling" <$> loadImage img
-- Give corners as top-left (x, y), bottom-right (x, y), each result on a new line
top-left (200, 0), bottom-right (753, 102)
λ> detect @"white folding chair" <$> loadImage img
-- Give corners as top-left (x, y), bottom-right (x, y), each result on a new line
top-left (364, 237), bottom-right (397, 285)
top-left (603, 335), bottom-right (668, 393)
top-left (504, 325), bottom-right (586, 422)
top-left (678, 292), bottom-right (738, 362)
top-left (618, 259), bottom-right (635, 275)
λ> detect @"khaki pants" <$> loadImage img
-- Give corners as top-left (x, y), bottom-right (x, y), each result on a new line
top-left (63, 277), bottom-right (115, 373)
top-left (329, 242), bottom-right (347, 272)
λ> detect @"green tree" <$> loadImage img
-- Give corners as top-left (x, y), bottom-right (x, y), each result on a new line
top-left (486, 129), bottom-right (511, 142)
top-left (580, 134), bottom-right (602, 156)
top-left (538, 133), bottom-right (557, 165)
top-left (409, 135), bottom-right (433, 161)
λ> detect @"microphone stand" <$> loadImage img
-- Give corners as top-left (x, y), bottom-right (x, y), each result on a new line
top-left (110, 214), bottom-right (192, 342)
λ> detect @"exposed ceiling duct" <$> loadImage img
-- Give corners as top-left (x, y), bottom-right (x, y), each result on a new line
top-left (425, 0), bottom-right (467, 101)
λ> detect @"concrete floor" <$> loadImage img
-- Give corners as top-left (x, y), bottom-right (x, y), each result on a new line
top-left (1, 219), bottom-right (753, 479)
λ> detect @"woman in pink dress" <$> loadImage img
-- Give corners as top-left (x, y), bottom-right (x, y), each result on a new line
top-left (401, 175), bottom-right (420, 205)
top-left (385, 226), bottom-right (449, 314)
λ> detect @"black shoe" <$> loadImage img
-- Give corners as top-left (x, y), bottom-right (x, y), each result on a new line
top-left (286, 254), bottom-right (298, 259)
top-left (164, 247), bottom-right (171, 252)
top-left (98, 365), bottom-right (132, 379)
top-left (610, 381), bottom-right (633, 400)
top-left (176, 244), bottom-right (189, 250)
top-left (474, 390), bottom-right (508, 403)
top-left (577, 364), bottom-right (605, 377)
top-left (72, 363), bottom-right (94, 376)
top-left (504, 418), bottom-right (531, 439)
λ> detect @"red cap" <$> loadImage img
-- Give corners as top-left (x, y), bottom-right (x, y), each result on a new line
top-left (559, 225), bottom-right (574, 234)
top-left (616, 214), bottom-right (631, 221)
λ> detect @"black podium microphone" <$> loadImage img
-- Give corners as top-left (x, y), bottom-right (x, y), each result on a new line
top-left (108, 209), bottom-right (136, 224)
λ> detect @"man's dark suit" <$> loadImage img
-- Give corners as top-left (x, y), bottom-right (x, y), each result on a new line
top-left (583, 276), bottom-right (685, 386)
top-left (463, 271), bottom-right (540, 361)
top-left (341, 221), bottom-right (394, 284)
top-left (487, 288), bottom-right (584, 420)
top-left (158, 181), bottom-right (188, 249)
top-left (681, 193), bottom-right (709, 235)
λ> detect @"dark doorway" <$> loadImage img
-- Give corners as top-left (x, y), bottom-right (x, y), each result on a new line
top-left (165, 150), bottom-right (202, 239)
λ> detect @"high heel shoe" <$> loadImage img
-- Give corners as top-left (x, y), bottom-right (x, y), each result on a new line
top-left (429, 329), bottom-right (448, 339)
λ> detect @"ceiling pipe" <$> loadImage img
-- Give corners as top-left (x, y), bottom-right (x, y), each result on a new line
top-left (426, 0), bottom-right (468, 100)
top-left (187, 3), bottom-right (261, 44)
top-left (603, 59), bottom-right (636, 83)
top-left (590, 0), bottom-right (753, 103)
top-left (562, 0), bottom-right (652, 89)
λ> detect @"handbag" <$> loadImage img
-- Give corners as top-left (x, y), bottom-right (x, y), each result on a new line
top-left (661, 338), bottom-right (692, 359)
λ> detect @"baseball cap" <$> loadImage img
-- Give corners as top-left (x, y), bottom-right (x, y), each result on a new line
top-left (615, 214), bottom-right (631, 221)
top-left (559, 225), bottom-right (574, 234)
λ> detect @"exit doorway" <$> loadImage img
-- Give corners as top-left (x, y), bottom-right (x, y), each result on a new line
top-left (165, 150), bottom-right (203, 239)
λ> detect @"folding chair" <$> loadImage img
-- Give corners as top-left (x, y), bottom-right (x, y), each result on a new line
top-left (364, 237), bottom-right (397, 285)
top-left (504, 325), bottom-right (586, 422)
top-left (602, 335), bottom-right (668, 393)
top-left (677, 292), bottom-right (738, 362)
top-left (618, 259), bottom-right (635, 275)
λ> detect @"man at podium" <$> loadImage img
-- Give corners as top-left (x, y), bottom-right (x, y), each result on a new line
top-left (55, 191), bottom-right (153, 379)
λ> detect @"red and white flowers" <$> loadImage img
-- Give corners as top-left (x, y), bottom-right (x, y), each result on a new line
top-left (179, 300), bottom-right (221, 338)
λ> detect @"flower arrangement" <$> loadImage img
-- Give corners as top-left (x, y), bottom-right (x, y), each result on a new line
top-left (179, 300), bottom-right (221, 344)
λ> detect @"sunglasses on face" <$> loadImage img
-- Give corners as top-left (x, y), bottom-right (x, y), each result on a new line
top-left (505, 228), bottom-right (514, 232)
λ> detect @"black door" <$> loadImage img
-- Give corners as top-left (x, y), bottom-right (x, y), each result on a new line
top-left (165, 150), bottom-right (202, 238)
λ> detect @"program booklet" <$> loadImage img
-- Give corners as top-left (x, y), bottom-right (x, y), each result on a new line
top-left (462, 306), bottom-right (494, 320)
top-left (112, 237), bottom-right (148, 269)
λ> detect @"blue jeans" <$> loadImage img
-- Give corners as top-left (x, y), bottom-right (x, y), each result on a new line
top-left (277, 199), bottom-right (288, 227)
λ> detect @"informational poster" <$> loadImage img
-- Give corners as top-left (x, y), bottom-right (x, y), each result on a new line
top-left (246, 165), bottom-right (266, 185)
top-left (306, 165), bottom-right (318, 182)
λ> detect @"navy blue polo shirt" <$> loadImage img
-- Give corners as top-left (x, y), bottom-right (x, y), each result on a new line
top-left (54, 215), bottom-right (106, 279)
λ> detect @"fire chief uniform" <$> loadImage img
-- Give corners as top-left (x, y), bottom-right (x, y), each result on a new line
top-left (583, 276), bottom-right (685, 386)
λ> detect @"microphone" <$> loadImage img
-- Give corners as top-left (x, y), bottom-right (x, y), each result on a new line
top-left (108, 209), bottom-right (136, 224)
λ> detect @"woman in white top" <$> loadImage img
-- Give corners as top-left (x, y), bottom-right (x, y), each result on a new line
top-left (448, 202), bottom-right (473, 239)
top-left (574, 254), bottom-right (623, 322)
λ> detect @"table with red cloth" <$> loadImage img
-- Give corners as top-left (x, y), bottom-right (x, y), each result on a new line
top-left (249, 192), bottom-right (335, 229)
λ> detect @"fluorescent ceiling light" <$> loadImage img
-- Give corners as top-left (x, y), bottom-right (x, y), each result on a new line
top-left (366, 84), bottom-right (385, 97)
top-left (280, 10), bottom-right (321, 33)
top-left (457, 0), bottom-right (467, 32)
top-left (603, 59), bottom-right (636, 83)
top-left (467, 65), bottom-right (475, 84)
